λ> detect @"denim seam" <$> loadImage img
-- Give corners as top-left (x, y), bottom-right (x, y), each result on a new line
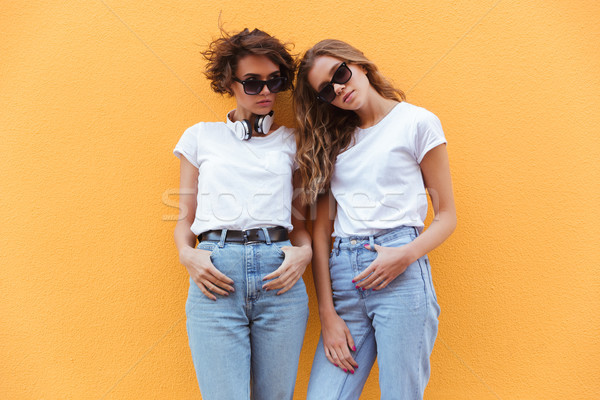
top-left (426, 258), bottom-right (438, 303)
top-left (271, 241), bottom-right (285, 256)
top-left (414, 257), bottom-right (430, 399)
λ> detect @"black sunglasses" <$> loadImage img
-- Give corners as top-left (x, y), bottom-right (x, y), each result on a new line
top-left (316, 62), bottom-right (353, 103)
top-left (233, 76), bottom-right (287, 95)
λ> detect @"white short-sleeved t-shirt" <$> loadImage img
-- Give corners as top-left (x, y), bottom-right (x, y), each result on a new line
top-left (331, 102), bottom-right (447, 237)
top-left (173, 121), bottom-right (297, 235)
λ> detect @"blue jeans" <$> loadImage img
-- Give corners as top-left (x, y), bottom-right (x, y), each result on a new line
top-left (185, 232), bottom-right (309, 400)
top-left (307, 226), bottom-right (440, 400)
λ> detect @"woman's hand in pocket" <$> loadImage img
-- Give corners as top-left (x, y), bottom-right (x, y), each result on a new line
top-left (262, 244), bottom-right (312, 295)
top-left (353, 244), bottom-right (413, 290)
top-left (179, 246), bottom-right (234, 301)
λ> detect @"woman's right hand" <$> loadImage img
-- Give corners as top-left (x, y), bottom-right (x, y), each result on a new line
top-left (179, 246), bottom-right (234, 301)
top-left (320, 310), bottom-right (358, 373)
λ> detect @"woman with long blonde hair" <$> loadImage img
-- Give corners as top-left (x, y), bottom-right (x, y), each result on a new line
top-left (294, 39), bottom-right (456, 399)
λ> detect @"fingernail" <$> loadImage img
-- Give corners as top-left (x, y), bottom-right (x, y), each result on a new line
top-left (343, 369), bottom-right (347, 373)
top-left (351, 279), bottom-right (356, 283)
top-left (334, 364), bottom-right (338, 367)
top-left (356, 365), bottom-right (359, 369)
top-left (352, 346), bottom-right (356, 351)
top-left (350, 370), bottom-right (354, 374)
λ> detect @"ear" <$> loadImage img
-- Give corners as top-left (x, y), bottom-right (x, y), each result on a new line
top-left (225, 81), bottom-right (235, 97)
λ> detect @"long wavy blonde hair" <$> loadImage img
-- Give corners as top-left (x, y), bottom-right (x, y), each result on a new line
top-left (294, 39), bottom-right (406, 205)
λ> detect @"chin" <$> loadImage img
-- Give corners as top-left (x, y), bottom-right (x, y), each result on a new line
top-left (254, 106), bottom-right (273, 115)
top-left (337, 100), bottom-right (360, 111)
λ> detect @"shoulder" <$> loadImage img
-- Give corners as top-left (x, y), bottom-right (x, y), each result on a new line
top-left (182, 121), bottom-right (233, 144)
top-left (275, 125), bottom-right (297, 148)
top-left (186, 121), bottom-right (228, 134)
top-left (397, 102), bottom-right (441, 126)
top-left (278, 125), bottom-right (296, 140)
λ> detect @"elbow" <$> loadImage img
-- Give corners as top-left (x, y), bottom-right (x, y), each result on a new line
top-left (448, 212), bottom-right (458, 235)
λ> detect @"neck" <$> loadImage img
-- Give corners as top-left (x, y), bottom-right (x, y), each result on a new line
top-left (230, 108), bottom-right (277, 135)
top-left (355, 87), bottom-right (399, 129)
top-left (231, 108), bottom-right (255, 125)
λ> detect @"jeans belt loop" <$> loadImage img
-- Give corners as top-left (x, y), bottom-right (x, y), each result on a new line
top-left (261, 227), bottom-right (272, 244)
top-left (335, 238), bottom-right (341, 256)
top-left (218, 229), bottom-right (228, 248)
top-left (369, 235), bottom-right (375, 251)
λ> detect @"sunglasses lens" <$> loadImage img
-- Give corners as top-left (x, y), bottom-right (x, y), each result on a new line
top-left (243, 80), bottom-right (264, 95)
top-left (267, 77), bottom-right (286, 93)
top-left (333, 64), bottom-right (352, 84)
top-left (318, 85), bottom-right (336, 103)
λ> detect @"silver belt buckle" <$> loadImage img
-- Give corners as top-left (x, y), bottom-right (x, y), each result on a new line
top-left (243, 229), bottom-right (260, 244)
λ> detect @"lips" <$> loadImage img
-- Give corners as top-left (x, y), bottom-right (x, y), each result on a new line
top-left (257, 99), bottom-right (272, 106)
top-left (343, 90), bottom-right (354, 103)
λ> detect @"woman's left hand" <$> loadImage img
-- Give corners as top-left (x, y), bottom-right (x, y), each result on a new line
top-left (352, 244), bottom-right (414, 290)
top-left (262, 245), bottom-right (312, 295)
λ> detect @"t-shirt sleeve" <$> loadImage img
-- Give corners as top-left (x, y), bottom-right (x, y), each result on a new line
top-left (414, 110), bottom-right (447, 163)
top-left (173, 125), bottom-right (199, 168)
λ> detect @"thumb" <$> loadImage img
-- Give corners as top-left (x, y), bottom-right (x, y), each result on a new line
top-left (345, 329), bottom-right (356, 352)
top-left (364, 243), bottom-right (382, 252)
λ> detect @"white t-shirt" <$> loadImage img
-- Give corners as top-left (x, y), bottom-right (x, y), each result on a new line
top-left (173, 121), bottom-right (297, 235)
top-left (331, 102), bottom-right (447, 237)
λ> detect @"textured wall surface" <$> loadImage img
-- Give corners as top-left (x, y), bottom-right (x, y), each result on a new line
top-left (2, 1), bottom-right (599, 399)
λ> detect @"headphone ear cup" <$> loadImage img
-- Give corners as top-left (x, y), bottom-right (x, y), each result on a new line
top-left (241, 119), bottom-right (252, 140)
top-left (230, 120), bottom-right (250, 140)
top-left (254, 110), bottom-right (274, 134)
top-left (226, 113), bottom-right (252, 140)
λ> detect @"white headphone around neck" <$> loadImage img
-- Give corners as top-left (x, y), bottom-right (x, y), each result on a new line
top-left (226, 110), bottom-right (274, 140)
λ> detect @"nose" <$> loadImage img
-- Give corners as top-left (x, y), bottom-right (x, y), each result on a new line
top-left (333, 83), bottom-right (345, 96)
top-left (259, 83), bottom-right (271, 95)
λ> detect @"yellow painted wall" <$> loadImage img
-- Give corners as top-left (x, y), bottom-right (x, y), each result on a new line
top-left (2, 1), bottom-right (599, 399)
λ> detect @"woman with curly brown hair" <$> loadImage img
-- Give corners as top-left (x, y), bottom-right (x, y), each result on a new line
top-left (294, 39), bottom-right (457, 399)
top-left (173, 28), bottom-right (311, 399)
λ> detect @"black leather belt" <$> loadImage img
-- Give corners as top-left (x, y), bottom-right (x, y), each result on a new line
top-left (197, 226), bottom-right (289, 244)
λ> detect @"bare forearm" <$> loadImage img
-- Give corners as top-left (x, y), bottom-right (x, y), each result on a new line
top-left (407, 143), bottom-right (457, 263)
top-left (289, 226), bottom-right (312, 249)
top-left (174, 220), bottom-right (197, 261)
top-left (403, 210), bottom-right (456, 264)
top-left (312, 229), bottom-right (337, 318)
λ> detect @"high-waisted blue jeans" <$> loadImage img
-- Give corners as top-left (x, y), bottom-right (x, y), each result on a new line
top-left (185, 230), bottom-right (309, 400)
top-left (307, 226), bottom-right (440, 400)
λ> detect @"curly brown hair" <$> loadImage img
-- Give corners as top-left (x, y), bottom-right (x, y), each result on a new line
top-left (294, 39), bottom-right (406, 204)
top-left (201, 28), bottom-right (296, 96)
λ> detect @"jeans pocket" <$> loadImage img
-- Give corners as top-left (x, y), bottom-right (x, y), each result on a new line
top-left (418, 256), bottom-right (438, 303)
top-left (196, 241), bottom-right (220, 258)
top-left (270, 240), bottom-right (290, 257)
